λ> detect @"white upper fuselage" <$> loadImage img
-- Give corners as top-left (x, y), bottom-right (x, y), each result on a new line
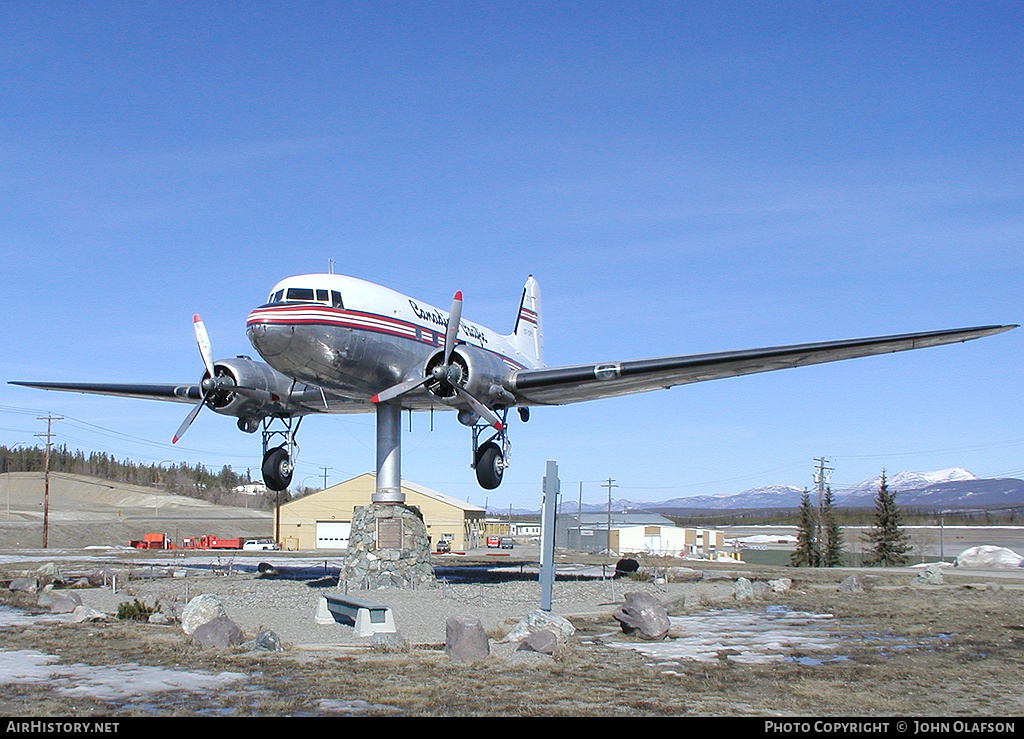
top-left (245, 274), bottom-right (543, 408)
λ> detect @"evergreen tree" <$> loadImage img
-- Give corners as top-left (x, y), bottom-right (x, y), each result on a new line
top-left (864, 469), bottom-right (912, 567)
top-left (791, 488), bottom-right (821, 567)
top-left (821, 485), bottom-right (844, 567)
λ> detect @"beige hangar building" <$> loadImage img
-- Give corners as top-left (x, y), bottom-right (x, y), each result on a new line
top-left (274, 472), bottom-right (486, 551)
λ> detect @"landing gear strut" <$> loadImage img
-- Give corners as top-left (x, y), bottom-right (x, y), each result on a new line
top-left (260, 416), bottom-right (301, 491)
top-left (471, 409), bottom-right (510, 490)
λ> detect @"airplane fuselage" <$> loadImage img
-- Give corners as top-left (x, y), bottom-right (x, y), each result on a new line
top-left (245, 274), bottom-right (541, 411)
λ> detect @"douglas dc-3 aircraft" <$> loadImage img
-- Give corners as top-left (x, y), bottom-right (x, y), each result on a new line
top-left (11, 273), bottom-right (1017, 504)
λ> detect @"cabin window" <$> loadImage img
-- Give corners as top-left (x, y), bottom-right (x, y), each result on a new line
top-left (270, 289), bottom-right (285, 303)
top-left (331, 290), bottom-right (344, 309)
top-left (316, 289), bottom-right (329, 302)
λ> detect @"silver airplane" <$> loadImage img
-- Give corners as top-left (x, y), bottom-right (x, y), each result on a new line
top-left (10, 273), bottom-right (1017, 503)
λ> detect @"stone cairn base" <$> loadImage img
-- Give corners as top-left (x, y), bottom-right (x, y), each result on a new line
top-left (338, 502), bottom-right (437, 590)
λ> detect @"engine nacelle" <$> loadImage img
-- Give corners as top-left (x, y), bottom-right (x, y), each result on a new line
top-left (424, 345), bottom-right (515, 409)
top-left (202, 356), bottom-right (304, 430)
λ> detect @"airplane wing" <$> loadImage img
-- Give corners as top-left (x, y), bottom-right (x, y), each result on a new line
top-left (7, 380), bottom-right (363, 414)
top-left (8, 381), bottom-right (202, 403)
top-left (509, 325), bottom-right (1017, 406)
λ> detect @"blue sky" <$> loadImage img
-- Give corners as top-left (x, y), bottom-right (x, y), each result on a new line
top-left (2, 2), bottom-right (1022, 509)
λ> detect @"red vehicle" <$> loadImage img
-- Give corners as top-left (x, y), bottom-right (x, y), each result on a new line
top-left (129, 533), bottom-right (175, 550)
top-left (180, 535), bottom-right (244, 550)
top-left (486, 536), bottom-right (500, 548)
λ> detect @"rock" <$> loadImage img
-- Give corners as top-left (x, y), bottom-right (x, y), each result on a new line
top-left (181, 593), bottom-right (227, 635)
top-left (614, 558), bottom-right (640, 578)
top-left (768, 578), bottom-right (792, 593)
top-left (664, 567), bottom-right (702, 582)
top-left (370, 633), bottom-right (410, 653)
top-left (735, 577), bottom-right (758, 600)
top-left (445, 615), bottom-right (490, 664)
top-left (516, 630), bottom-right (558, 655)
top-left (9, 577), bottom-right (38, 594)
top-left (47, 591), bottom-right (83, 614)
top-left (253, 629), bottom-right (283, 652)
top-left (613, 591), bottom-right (670, 640)
top-left (500, 609), bottom-right (575, 644)
top-left (69, 605), bottom-right (110, 623)
top-left (148, 611), bottom-right (172, 625)
top-left (915, 564), bottom-right (945, 585)
top-left (838, 575), bottom-right (865, 593)
top-left (257, 562), bottom-right (279, 578)
top-left (192, 617), bottom-right (244, 648)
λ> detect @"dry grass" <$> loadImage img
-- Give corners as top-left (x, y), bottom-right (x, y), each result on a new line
top-left (3, 570), bottom-right (1024, 716)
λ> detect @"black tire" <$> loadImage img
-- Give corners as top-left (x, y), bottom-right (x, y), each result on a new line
top-left (262, 446), bottom-right (293, 491)
top-left (475, 442), bottom-right (504, 490)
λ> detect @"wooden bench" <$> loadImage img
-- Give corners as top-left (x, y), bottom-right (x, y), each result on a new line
top-left (315, 593), bottom-right (396, 637)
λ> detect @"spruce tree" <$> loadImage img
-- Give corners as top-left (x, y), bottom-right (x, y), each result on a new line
top-left (791, 488), bottom-right (820, 567)
top-left (821, 485), bottom-right (844, 567)
top-left (864, 469), bottom-right (911, 567)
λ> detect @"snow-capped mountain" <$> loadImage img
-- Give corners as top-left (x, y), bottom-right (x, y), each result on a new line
top-left (525, 468), bottom-right (1024, 516)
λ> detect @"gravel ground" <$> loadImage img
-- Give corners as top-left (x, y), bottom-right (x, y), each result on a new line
top-left (69, 566), bottom-right (738, 650)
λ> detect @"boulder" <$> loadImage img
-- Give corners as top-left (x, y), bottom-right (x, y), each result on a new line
top-left (9, 577), bottom-right (38, 594)
top-left (181, 593), bottom-right (227, 635)
top-left (192, 617), bottom-right (245, 648)
top-left (516, 630), bottom-right (558, 655)
top-left (46, 591), bottom-right (83, 614)
top-left (734, 577), bottom-right (768, 601)
top-left (253, 629), bottom-right (283, 652)
top-left (613, 591), bottom-right (670, 640)
top-left (445, 615), bottom-right (490, 664)
top-left (500, 609), bottom-right (575, 644)
top-left (614, 558), bottom-right (640, 578)
top-left (838, 575), bottom-right (865, 593)
top-left (915, 563), bottom-right (945, 585)
top-left (69, 605), bottom-right (110, 623)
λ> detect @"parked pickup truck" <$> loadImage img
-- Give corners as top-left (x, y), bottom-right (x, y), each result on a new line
top-left (242, 538), bottom-right (279, 551)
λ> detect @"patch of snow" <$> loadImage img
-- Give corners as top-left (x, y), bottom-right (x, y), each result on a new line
top-left (953, 545), bottom-right (1024, 569)
top-left (0, 649), bottom-right (246, 701)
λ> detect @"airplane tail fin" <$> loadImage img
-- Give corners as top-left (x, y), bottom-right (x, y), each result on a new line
top-left (512, 275), bottom-right (544, 365)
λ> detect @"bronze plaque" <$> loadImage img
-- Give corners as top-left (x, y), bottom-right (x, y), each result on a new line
top-left (376, 518), bottom-right (404, 549)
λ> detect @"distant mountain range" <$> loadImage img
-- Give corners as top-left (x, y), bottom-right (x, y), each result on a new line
top-left (514, 468), bottom-right (1024, 516)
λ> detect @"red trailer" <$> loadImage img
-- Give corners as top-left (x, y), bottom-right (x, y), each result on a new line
top-left (180, 535), bottom-right (244, 550)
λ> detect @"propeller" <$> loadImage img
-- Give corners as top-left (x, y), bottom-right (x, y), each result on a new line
top-left (371, 291), bottom-right (504, 431)
top-left (173, 314), bottom-right (269, 443)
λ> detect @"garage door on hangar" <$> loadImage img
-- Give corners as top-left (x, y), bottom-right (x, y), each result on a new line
top-left (315, 521), bottom-right (351, 549)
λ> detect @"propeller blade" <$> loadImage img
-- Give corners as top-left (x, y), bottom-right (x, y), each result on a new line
top-left (444, 291), bottom-right (463, 363)
top-left (193, 315), bottom-right (215, 379)
top-left (453, 385), bottom-right (504, 431)
top-left (371, 376), bottom-right (430, 404)
top-left (173, 393), bottom-right (208, 443)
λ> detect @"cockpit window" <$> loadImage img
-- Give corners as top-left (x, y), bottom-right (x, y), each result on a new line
top-left (286, 288), bottom-right (316, 301)
top-left (271, 287), bottom-right (344, 308)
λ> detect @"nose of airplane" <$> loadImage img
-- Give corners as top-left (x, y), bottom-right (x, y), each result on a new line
top-left (246, 322), bottom-right (293, 358)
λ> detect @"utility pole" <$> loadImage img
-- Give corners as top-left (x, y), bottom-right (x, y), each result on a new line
top-left (813, 457), bottom-right (834, 559)
top-left (35, 415), bottom-right (62, 548)
top-left (321, 466), bottom-right (330, 490)
top-left (603, 478), bottom-right (617, 555)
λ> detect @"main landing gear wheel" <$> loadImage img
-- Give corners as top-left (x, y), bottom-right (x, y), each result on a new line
top-left (262, 446), bottom-right (293, 491)
top-left (475, 441), bottom-right (504, 490)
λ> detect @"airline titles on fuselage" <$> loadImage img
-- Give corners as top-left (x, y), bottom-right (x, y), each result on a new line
top-left (408, 299), bottom-right (488, 346)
